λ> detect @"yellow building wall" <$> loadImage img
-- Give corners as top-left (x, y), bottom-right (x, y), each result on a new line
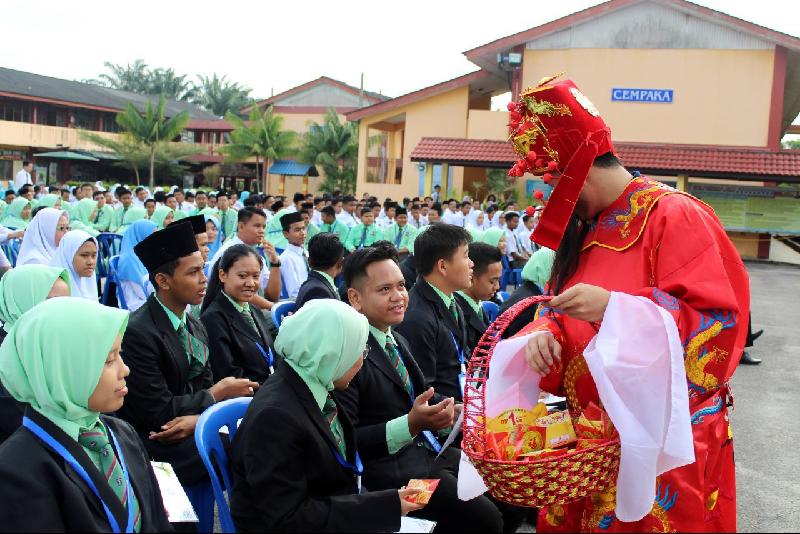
top-left (355, 86), bottom-right (470, 199)
top-left (522, 48), bottom-right (775, 147)
top-left (0, 120), bottom-right (120, 150)
top-left (467, 110), bottom-right (508, 141)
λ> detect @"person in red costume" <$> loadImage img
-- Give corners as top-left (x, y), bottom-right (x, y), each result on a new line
top-left (507, 75), bottom-right (749, 532)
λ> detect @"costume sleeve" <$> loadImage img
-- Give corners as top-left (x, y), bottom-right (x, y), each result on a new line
top-left (516, 305), bottom-right (568, 395)
top-left (628, 198), bottom-right (748, 390)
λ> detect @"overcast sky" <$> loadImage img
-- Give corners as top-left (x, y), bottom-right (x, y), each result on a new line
top-left (2, 0), bottom-right (799, 101)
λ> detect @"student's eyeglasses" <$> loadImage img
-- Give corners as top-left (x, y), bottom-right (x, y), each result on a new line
top-left (56, 225), bottom-right (71, 232)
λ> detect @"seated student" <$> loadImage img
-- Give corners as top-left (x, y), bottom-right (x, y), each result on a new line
top-left (344, 207), bottom-right (382, 252)
top-left (278, 211), bottom-right (309, 299)
top-left (295, 232), bottom-right (345, 310)
top-left (0, 298), bottom-right (172, 532)
top-left (0, 197), bottom-right (32, 229)
top-left (118, 206), bottom-right (147, 236)
top-left (498, 247), bottom-right (553, 337)
top-left (0, 265), bottom-right (71, 442)
top-left (117, 220), bottom-right (158, 312)
top-left (204, 214), bottom-right (223, 261)
top-left (69, 198), bottom-right (101, 237)
top-left (503, 212), bottom-right (529, 268)
top-left (229, 299), bottom-right (424, 532)
top-left (200, 245), bottom-right (274, 384)
top-left (455, 242), bottom-right (503, 355)
top-left (395, 223), bottom-right (473, 401)
top-left (169, 215), bottom-right (211, 317)
top-left (16, 207), bottom-right (69, 266)
top-left (91, 190), bottom-right (114, 232)
top-left (319, 205), bottom-right (350, 242)
top-left (50, 230), bottom-right (99, 301)
top-left (216, 191), bottom-right (238, 242)
top-left (299, 202), bottom-right (320, 245)
top-left (383, 207), bottom-right (417, 258)
top-left (150, 205), bottom-right (175, 229)
top-left (109, 187), bottom-right (133, 233)
top-left (144, 199), bottom-right (156, 220)
top-left (117, 222), bottom-right (258, 487)
top-left (338, 244), bottom-right (509, 532)
top-left (211, 207), bottom-right (282, 310)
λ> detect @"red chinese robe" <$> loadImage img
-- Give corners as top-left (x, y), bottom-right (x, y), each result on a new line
top-left (521, 176), bottom-right (749, 533)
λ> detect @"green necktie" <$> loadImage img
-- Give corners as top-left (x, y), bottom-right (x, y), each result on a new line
top-left (240, 307), bottom-right (259, 335)
top-left (449, 299), bottom-right (459, 322)
top-left (177, 323), bottom-right (208, 379)
top-left (323, 395), bottom-right (346, 457)
top-left (385, 338), bottom-right (412, 398)
top-left (79, 424), bottom-right (142, 532)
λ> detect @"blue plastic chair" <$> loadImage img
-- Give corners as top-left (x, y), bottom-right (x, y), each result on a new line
top-left (500, 255), bottom-right (513, 289)
top-left (96, 233), bottom-right (122, 279)
top-left (272, 300), bottom-right (296, 329)
top-left (510, 268), bottom-right (523, 288)
top-left (497, 291), bottom-right (510, 302)
top-left (279, 272), bottom-right (289, 299)
top-left (481, 301), bottom-right (500, 323)
top-left (195, 397), bottom-right (253, 534)
top-left (101, 256), bottom-right (128, 310)
top-left (1, 238), bottom-right (20, 267)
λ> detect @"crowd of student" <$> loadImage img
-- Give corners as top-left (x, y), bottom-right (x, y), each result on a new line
top-left (0, 175), bottom-right (557, 532)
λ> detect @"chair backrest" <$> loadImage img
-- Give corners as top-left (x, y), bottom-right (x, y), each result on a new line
top-left (272, 300), bottom-right (296, 329)
top-left (481, 301), bottom-right (500, 323)
top-left (195, 397), bottom-right (252, 534)
top-left (497, 290), bottom-right (510, 302)
top-left (279, 271), bottom-right (289, 299)
top-left (96, 233), bottom-right (122, 278)
top-left (1, 238), bottom-right (20, 267)
top-left (108, 256), bottom-right (128, 310)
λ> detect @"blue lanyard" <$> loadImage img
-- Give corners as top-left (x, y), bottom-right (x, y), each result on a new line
top-left (255, 342), bottom-right (275, 372)
top-left (329, 445), bottom-right (363, 494)
top-left (449, 332), bottom-right (466, 367)
top-left (23, 416), bottom-right (134, 533)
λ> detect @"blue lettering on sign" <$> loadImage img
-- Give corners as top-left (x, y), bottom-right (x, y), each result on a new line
top-left (611, 88), bottom-right (674, 103)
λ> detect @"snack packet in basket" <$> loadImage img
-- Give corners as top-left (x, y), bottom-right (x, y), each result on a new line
top-left (404, 479), bottom-right (441, 504)
top-left (534, 410), bottom-right (577, 449)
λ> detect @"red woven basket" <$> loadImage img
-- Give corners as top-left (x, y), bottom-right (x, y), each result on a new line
top-left (462, 295), bottom-right (621, 508)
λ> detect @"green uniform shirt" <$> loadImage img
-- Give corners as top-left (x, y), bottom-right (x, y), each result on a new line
top-left (344, 223), bottom-right (382, 252)
top-left (319, 219), bottom-right (349, 243)
top-left (368, 325), bottom-right (414, 453)
top-left (383, 223), bottom-right (417, 251)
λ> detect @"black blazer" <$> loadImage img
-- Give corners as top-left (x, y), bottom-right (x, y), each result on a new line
top-left (117, 295), bottom-right (215, 485)
top-left (454, 293), bottom-right (489, 358)
top-left (230, 363), bottom-right (400, 533)
top-left (334, 331), bottom-right (448, 490)
top-left (399, 254), bottom-right (417, 291)
top-left (499, 281), bottom-right (544, 338)
top-left (0, 409), bottom-right (172, 533)
top-left (395, 277), bottom-right (469, 401)
top-left (294, 270), bottom-right (340, 310)
top-left (0, 380), bottom-right (24, 445)
top-left (200, 291), bottom-right (273, 384)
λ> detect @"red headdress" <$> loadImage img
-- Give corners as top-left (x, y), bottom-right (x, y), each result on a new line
top-left (507, 74), bottom-right (614, 250)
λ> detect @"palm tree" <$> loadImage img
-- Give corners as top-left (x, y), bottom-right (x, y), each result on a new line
top-left (222, 106), bottom-right (297, 192)
top-left (94, 60), bottom-right (151, 93)
top-left (194, 74), bottom-right (253, 117)
top-left (148, 68), bottom-right (197, 101)
top-left (115, 95), bottom-right (192, 188)
top-left (301, 108), bottom-right (358, 194)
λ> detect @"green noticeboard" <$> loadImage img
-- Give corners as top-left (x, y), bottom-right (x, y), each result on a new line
top-left (692, 188), bottom-right (800, 235)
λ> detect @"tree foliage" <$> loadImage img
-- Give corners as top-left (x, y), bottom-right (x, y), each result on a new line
top-left (222, 106), bottom-right (297, 192)
top-left (194, 74), bottom-right (253, 117)
top-left (301, 108), bottom-right (358, 194)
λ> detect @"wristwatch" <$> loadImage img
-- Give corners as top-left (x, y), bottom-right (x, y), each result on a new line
top-left (270, 260), bottom-right (282, 268)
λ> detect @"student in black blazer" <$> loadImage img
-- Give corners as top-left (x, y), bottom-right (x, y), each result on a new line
top-left (294, 232), bottom-right (345, 310)
top-left (454, 242), bottom-right (504, 356)
top-left (201, 244), bottom-right (275, 384)
top-left (117, 223), bottom-right (258, 485)
top-left (0, 297), bottom-right (171, 532)
top-left (395, 223), bottom-right (473, 401)
top-left (229, 299), bottom-right (425, 532)
top-left (337, 244), bottom-right (512, 532)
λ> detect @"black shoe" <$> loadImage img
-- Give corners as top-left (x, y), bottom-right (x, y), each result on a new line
top-left (740, 351), bottom-right (762, 365)
top-left (751, 329), bottom-right (764, 342)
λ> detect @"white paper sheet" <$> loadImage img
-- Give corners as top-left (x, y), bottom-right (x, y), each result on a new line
top-left (151, 461), bottom-right (198, 523)
top-left (397, 516), bottom-right (437, 533)
top-left (583, 292), bottom-right (695, 522)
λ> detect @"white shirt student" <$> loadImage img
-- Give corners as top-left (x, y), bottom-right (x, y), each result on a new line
top-left (279, 244), bottom-right (309, 299)
top-left (337, 209), bottom-right (360, 229)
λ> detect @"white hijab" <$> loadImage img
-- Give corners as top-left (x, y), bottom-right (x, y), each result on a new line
top-left (16, 208), bottom-right (67, 266)
top-left (466, 209), bottom-right (484, 230)
top-left (50, 230), bottom-right (98, 301)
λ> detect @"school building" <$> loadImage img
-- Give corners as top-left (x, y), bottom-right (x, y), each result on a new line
top-left (346, 0), bottom-right (800, 261)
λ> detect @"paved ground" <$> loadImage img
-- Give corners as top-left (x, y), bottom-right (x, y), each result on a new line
top-left (731, 262), bottom-right (800, 533)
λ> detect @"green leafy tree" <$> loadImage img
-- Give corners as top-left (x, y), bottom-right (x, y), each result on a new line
top-left (783, 139), bottom-right (800, 149)
top-left (93, 59), bottom-right (151, 93)
top-left (114, 95), bottom-right (192, 188)
top-left (222, 106), bottom-right (297, 192)
top-left (194, 74), bottom-right (253, 117)
top-left (301, 108), bottom-right (359, 194)
top-left (147, 68), bottom-right (197, 101)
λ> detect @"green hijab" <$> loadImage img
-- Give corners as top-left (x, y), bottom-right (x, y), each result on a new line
top-left (481, 228), bottom-right (506, 248)
top-left (467, 227), bottom-right (485, 242)
top-left (0, 265), bottom-right (71, 332)
top-left (274, 299), bottom-right (368, 407)
top-left (521, 247), bottom-right (556, 289)
top-left (0, 297), bottom-right (128, 440)
top-left (151, 206), bottom-right (175, 229)
top-left (1, 197), bottom-right (32, 229)
top-left (38, 194), bottom-right (62, 209)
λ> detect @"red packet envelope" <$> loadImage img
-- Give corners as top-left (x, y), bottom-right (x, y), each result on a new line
top-left (405, 479), bottom-right (441, 504)
top-left (535, 410), bottom-right (577, 449)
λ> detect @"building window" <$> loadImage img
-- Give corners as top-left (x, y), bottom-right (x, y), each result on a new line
top-left (0, 160), bottom-right (13, 181)
top-left (73, 108), bottom-right (98, 130)
top-left (0, 98), bottom-right (32, 123)
top-left (36, 105), bottom-right (68, 127)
